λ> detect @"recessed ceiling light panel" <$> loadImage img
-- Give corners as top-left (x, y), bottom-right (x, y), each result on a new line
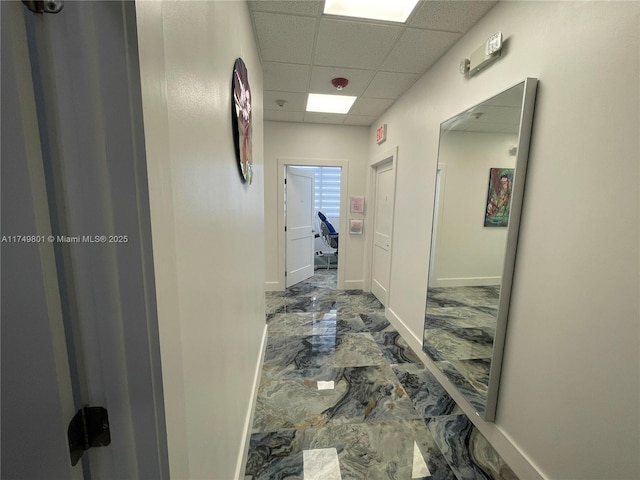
top-left (323, 0), bottom-right (420, 23)
top-left (306, 93), bottom-right (357, 114)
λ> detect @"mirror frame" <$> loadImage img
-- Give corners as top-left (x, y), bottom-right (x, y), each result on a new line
top-left (424, 78), bottom-right (538, 421)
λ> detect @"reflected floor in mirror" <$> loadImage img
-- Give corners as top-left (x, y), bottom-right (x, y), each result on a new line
top-left (246, 271), bottom-right (516, 479)
top-left (424, 286), bottom-right (500, 414)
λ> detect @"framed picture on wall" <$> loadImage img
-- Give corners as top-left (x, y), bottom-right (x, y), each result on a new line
top-left (350, 196), bottom-right (365, 213)
top-left (349, 219), bottom-right (364, 235)
top-left (484, 168), bottom-right (514, 227)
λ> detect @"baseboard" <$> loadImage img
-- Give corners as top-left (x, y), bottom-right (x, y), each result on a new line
top-left (384, 307), bottom-right (545, 480)
top-left (234, 324), bottom-right (268, 479)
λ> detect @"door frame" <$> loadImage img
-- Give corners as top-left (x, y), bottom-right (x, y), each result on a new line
top-left (5, 2), bottom-right (169, 477)
top-left (276, 157), bottom-right (348, 290)
top-left (1, 3), bottom-right (82, 477)
top-left (365, 146), bottom-right (398, 302)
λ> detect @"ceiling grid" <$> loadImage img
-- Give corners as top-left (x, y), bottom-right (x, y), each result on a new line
top-left (248, 0), bottom-right (497, 126)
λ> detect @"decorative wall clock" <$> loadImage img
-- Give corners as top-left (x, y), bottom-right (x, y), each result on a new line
top-left (231, 57), bottom-right (253, 184)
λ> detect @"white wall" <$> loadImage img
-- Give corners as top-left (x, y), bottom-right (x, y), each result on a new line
top-left (136, 2), bottom-right (266, 479)
top-left (264, 121), bottom-right (369, 290)
top-left (371, 1), bottom-right (640, 479)
top-left (432, 131), bottom-right (517, 286)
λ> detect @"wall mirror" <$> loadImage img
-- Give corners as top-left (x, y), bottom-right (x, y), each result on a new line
top-left (423, 78), bottom-right (538, 421)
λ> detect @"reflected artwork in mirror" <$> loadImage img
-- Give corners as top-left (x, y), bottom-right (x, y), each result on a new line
top-left (423, 79), bottom-right (538, 421)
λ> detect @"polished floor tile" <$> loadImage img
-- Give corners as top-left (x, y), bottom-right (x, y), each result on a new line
top-left (372, 331), bottom-right (424, 365)
top-left (253, 364), bottom-right (419, 432)
top-left (246, 419), bottom-right (457, 480)
top-left (247, 271), bottom-right (517, 480)
top-left (392, 364), bottom-right (462, 418)
top-left (359, 311), bottom-right (394, 332)
top-left (427, 415), bottom-right (517, 480)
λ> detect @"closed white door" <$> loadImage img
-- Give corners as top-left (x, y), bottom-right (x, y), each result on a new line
top-left (371, 161), bottom-right (395, 305)
top-left (286, 167), bottom-right (315, 287)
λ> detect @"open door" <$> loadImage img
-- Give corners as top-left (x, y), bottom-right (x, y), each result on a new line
top-left (285, 167), bottom-right (315, 288)
top-left (1, 2), bottom-right (168, 477)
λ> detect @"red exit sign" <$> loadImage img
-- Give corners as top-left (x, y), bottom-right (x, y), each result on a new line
top-left (376, 124), bottom-right (387, 144)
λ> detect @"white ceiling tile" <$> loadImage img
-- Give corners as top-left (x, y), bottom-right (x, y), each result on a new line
top-left (265, 110), bottom-right (306, 122)
top-left (309, 66), bottom-right (375, 96)
top-left (350, 97), bottom-right (394, 117)
top-left (363, 71), bottom-right (420, 99)
top-left (249, 0), bottom-right (322, 16)
top-left (303, 112), bottom-right (346, 124)
top-left (250, 0), bottom-right (495, 125)
top-left (263, 91), bottom-right (308, 111)
top-left (381, 28), bottom-right (460, 73)
top-left (252, 12), bottom-right (317, 63)
top-left (314, 19), bottom-right (403, 69)
top-left (344, 115), bottom-right (378, 126)
top-left (408, 1), bottom-right (497, 32)
top-left (263, 62), bottom-right (310, 93)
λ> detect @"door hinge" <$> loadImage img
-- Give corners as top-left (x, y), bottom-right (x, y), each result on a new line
top-left (285, 271), bottom-right (287, 277)
top-left (22, 0), bottom-right (64, 14)
top-left (284, 226), bottom-right (287, 232)
top-left (68, 406), bottom-right (110, 466)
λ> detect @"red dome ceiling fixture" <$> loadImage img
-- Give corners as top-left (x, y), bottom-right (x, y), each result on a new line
top-left (331, 77), bottom-right (349, 91)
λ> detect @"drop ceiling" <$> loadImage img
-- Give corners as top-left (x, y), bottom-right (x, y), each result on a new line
top-left (248, 0), bottom-right (497, 126)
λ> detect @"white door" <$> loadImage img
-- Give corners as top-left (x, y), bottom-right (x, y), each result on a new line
top-left (286, 167), bottom-right (315, 287)
top-left (1, 2), bottom-right (168, 478)
top-left (371, 161), bottom-right (395, 305)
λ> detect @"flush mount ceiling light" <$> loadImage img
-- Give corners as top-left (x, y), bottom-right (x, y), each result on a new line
top-left (323, 0), bottom-right (420, 23)
top-left (306, 93), bottom-right (357, 114)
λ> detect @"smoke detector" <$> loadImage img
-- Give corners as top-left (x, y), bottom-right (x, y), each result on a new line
top-left (331, 77), bottom-right (349, 91)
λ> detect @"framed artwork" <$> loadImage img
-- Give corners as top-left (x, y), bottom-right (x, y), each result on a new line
top-left (350, 196), bottom-right (365, 213)
top-left (484, 168), bottom-right (514, 227)
top-left (349, 219), bottom-right (364, 235)
top-left (231, 58), bottom-right (253, 184)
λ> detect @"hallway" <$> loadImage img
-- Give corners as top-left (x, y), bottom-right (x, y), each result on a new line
top-left (245, 271), bottom-right (516, 479)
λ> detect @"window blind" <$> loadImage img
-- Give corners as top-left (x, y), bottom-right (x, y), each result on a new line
top-left (297, 166), bottom-right (342, 223)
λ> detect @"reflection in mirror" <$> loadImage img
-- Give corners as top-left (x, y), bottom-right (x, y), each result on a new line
top-left (423, 79), bottom-right (538, 421)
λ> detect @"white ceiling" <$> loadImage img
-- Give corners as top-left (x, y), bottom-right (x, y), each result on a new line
top-left (248, 0), bottom-right (497, 126)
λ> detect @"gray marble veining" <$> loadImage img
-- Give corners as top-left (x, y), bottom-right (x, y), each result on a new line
top-left (371, 331), bottom-right (423, 365)
top-left (359, 312), bottom-right (394, 332)
top-left (427, 414), bottom-right (517, 480)
top-left (392, 363), bottom-right (462, 418)
top-left (248, 271), bottom-right (517, 480)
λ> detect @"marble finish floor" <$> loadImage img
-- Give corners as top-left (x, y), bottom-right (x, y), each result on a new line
top-left (423, 286), bottom-right (500, 414)
top-left (245, 271), bottom-right (516, 480)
